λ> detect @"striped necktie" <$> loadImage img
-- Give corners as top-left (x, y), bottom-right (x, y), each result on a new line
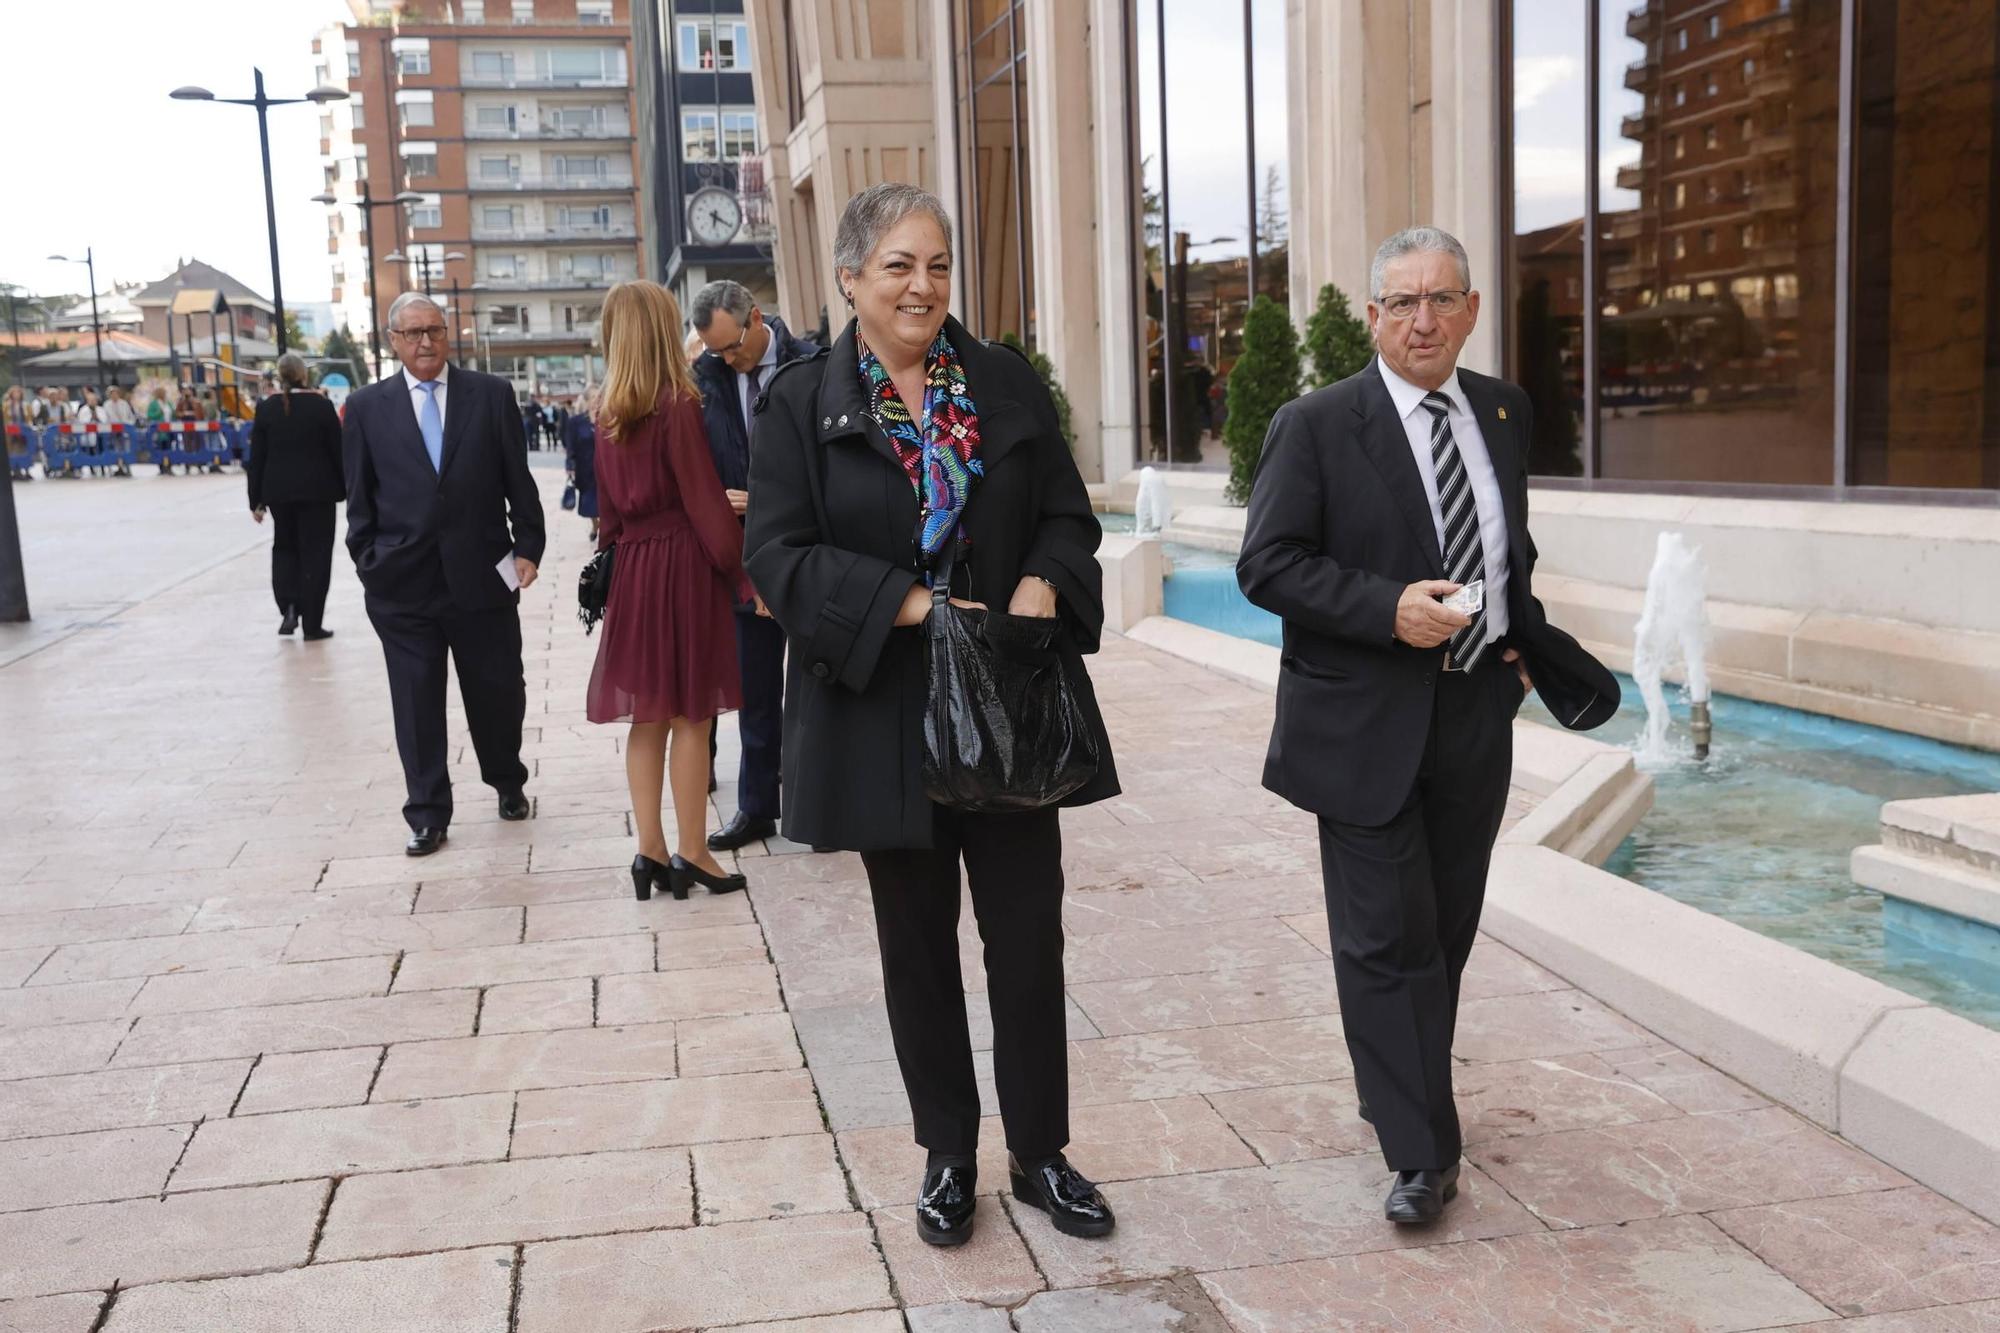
top-left (1420, 390), bottom-right (1489, 671)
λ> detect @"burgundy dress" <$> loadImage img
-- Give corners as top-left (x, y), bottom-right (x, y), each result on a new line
top-left (585, 389), bottom-right (749, 724)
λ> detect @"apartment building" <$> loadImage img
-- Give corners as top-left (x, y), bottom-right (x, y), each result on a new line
top-left (314, 0), bottom-right (640, 396)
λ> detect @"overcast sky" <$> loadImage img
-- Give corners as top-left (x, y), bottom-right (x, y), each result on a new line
top-left (1, 0), bottom-right (352, 308)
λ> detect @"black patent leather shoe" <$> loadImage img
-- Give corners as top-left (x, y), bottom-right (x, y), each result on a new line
top-left (915, 1164), bottom-right (978, 1247)
top-left (669, 855), bottom-right (747, 896)
top-left (278, 606), bottom-right (298, 635)
top-left (1384, 1162), bottom-right (1460, 1225)
top-left (1008, 1154), bottom-right (1114, 1238)
top-left (498, 789), bottom-right (531, 821)
top-left (405, 827), bottom-right (448, 857)
top-left (706, 811), bottom-right (776, 852)
top-left (303, 627), bottom-right (334, 641)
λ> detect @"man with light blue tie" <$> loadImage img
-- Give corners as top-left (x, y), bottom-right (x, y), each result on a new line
top-left (342, 292), bottom-right (547, 857)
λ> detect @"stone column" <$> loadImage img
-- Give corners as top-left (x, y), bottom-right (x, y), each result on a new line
top-left (1429, 0), bottom-right (1501, 375)
top-left (1088, 0), bottom-right (1138, 486)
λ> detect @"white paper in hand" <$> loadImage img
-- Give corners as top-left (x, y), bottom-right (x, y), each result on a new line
top-left (496, 554), bottom-right (522, 592)
top-left (1442, 579), bottom-right (1483, 616)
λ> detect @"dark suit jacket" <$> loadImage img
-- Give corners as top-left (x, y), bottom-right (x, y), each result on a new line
top-left (1238, 358), bottom-right (1615, 827)
top-left (247, 391), bottom-right (344, 510)
top-left (744, 316), bottom-right (1120, 851)
top-left (693, 314), bottom-right (820, 493)
top-left (341, 365), bottom-right (546, 611)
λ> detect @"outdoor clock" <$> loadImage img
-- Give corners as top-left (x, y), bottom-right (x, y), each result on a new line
top-left (687, 187), bottom-right (743, 245)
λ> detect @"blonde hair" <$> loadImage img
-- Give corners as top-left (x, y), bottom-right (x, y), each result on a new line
top-left (598, 280), bottom-right (700, 443)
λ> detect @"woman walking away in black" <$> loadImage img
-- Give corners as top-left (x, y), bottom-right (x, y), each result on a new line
top-left (249, 352), bottom-right (345, 640)
top-left (746, 182), bottom-right (1121, 1250)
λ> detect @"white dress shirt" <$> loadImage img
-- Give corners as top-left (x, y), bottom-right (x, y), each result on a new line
top-left (1376, 359), bottom-right (1510, 637)
top-left (403, 362), bottom-right (449, 432)
top-left (735, 327), bottom-right (781, 437)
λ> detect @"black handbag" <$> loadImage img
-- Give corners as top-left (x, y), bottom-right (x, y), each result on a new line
top-left (577, 543), bottom-right (615, 634)
top-left (922, 542), bottom-right (1100, 812)
top-left (560, 481), bottom-right (578, 511)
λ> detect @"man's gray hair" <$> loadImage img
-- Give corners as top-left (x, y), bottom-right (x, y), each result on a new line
top-left (689, 280), bottom-right (755, 331)
top-left (1369, 226), bottom-right (1472, 298)
top-left (832, 182), bottom-right (954, 283)
top-left (385, 290), bottom-right (443, 332)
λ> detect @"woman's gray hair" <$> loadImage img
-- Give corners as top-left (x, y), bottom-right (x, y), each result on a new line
top-left (276, 352), bottom-right (310, 389)
top-left (1369, 226), bottom-right (1472, 298)
top-left (832, 182), bottom-right (954, 289)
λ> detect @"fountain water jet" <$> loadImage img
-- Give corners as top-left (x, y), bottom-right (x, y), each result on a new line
top-left (1632, 531), bottom-right (1715, 764)
top-left (1133, 466), bottom-right (1173, 538)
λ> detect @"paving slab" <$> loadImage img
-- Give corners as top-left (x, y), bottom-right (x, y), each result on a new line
top-left (170, 1093), bottom-right (514, 1191)
top-left (0, 1292), bottom-right (107, 1333)
top-left (392, 933), bottom-right (654, 992)
top-left (0, 1125), bottom-right (190, 1212)
top-left (102, 1246), bottom-right (515, 1333)
top-left (691, 1134), bottom-right (853, 1223)
top-left (128, 956), bottom-right (394, 1016)
top-left (371, 1022), bottom-right (678, 1100)
top-left (511, 1069), bottom-right (823, 1157)
top-left (0, 1060), bottom-right (252, 1140)
top-left (477, 976), bottom-right (595, 1033)
top-left (113, 990), bottom-right (476, 1065)
top-left (872, 1199), bottom-right (1044, 1307)
top-left (233, 1045), bottom-right (384, 1116)
top-left (282, 907), bottom-right (523, 962)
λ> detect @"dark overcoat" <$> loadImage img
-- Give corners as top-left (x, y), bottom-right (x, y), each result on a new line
top-left (744, 315), bottom-right (1120, 851)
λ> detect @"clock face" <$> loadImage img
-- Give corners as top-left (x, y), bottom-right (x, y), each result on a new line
top-left (688, 187), bottom-right (743, 245)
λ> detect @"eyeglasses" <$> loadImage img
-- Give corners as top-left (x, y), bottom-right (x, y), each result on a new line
top-left (392, 325), bottom-right (449, 343)
top-left (1376, 290), bottom-right (1470, 320)
top-left (703, 321), bottom-right (751, 357)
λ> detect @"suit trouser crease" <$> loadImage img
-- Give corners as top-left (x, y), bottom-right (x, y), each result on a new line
top-left (1316, 662), bottom-right (1515, 1170)
top-left (862, 805), bottom-right (1069, 1159)
top-left (269, 501), bottom-right (336, 631)
top-left (733, 608), bottom-right (786, 819)
top-left (366, 595), bottom-right (530, 831)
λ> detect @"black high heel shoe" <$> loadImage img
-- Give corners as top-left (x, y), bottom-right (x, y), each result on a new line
top-left (630, 853), bottom-right (671, 901)
top-left (668, 855), bottom-right (746, 897)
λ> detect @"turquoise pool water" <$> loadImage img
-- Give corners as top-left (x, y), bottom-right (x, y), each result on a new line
top-left (1107, 515), bottom-right (2000, 1029)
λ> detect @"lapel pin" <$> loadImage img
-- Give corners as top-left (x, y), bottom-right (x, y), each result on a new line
top-left (1496, 407), bottom-right (1508, 420)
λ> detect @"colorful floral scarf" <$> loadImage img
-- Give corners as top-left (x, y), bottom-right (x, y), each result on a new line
top-left (858, 328), bottom-right (983, 582)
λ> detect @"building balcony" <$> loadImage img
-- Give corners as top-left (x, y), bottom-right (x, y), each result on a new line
top-left (465, 119), bottom-right (633, 141)
top-left (460, 72), bottom-right (629, 90)
top-left (467, 171), bottom-right (636, 192)
top-left (1626, 2), bottom-right (1655, 40)
top-left (1754, 240), bottom-right (1798, 269)
top-left (1752, 126), bottom-right (1793, 157)
top-left (480, 324), bottom-right (600, 343)
top-left (1748, 65), bottom-right (1791, 99)
top-left (1749, 179), bottom-right (1796, 212)
top-left (1620, 110), bottom-right (1656, 140)
top-left (474, 275), bottom-right (631, 292)
top-left (1608, 211), bottom-right (1649, 240)
top-left (1624, 57), bottom-right (1656, 92)
top-left (471, 222), bottom-right (638, 242)
top-left (1606, 262), bottom-right (1646, 290)
top-left (1615, 161), bottom-right (1650, 191)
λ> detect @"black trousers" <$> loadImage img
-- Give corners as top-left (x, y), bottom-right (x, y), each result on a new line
top-left (1316, 658), bottom-right (1519, 1170)
top-left (365, 594), bottom-right (530, 832)
top-left (267, 501), bottom-right (336, 633)
top-left (861, 804), bottom-right (1069, 1159)
top-left (733, 608), bottom-right (786, 819)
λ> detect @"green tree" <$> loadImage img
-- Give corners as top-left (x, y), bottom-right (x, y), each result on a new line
top-left (282, 311), bottom-right (309, 352)
top-left (1300, 282), bottom-right (1371, 390)
top-left (998, 332), bottom-right (1074, 450)
top-left (1223, 294), bottom-right (1301, 505)
top-left (321, 324), bottom-right (371, 385)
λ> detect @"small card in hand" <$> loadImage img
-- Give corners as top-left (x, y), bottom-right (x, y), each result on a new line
top-left (1443, 579), bottom-right (1484, 616)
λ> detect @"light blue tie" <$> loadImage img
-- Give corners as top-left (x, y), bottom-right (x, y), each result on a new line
top-left (416, 379), bottom-right (444, 472)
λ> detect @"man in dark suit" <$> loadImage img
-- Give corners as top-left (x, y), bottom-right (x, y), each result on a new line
top-left (343, 292), bottom-right (546, 856)
top-left (1239, 226), bottom-right (1612, 1226)
top-left (688, 280), bottom-right (819, 852)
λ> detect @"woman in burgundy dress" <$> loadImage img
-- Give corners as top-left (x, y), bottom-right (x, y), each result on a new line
top-left (587, 280), bottom-right (752, 901)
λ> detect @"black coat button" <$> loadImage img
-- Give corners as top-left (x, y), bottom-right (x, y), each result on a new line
top-left (812, 662), bottom-right (831, 679)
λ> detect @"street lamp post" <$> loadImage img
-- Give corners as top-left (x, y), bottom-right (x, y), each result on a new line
top-left (0, 286), bottom-right (25, 622)
top-left (172, 72), bottom-right (349, 356)
top-left (313, 183), bottom-right (424, 380)
top-left (45, 250), bottom-right (108, 399)
top-left (385, 248), bottom-right (466, 302)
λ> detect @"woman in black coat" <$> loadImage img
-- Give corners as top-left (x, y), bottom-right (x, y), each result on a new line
top-left (248, 354), bottom-right (345, 640)
top-left (746, 183), bottom-right (1120, 1250)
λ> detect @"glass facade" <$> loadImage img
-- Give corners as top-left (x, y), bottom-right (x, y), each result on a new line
top-left (950, 0), bottom-right (1034, 344)
top-left (1134, 0), bottom-right (1289, 469)
top-left (1507, 0), bottom-right (2000, 493)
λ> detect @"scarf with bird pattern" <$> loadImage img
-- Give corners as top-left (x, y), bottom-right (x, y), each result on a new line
top-left (858, 328), bottom-right (983, 583)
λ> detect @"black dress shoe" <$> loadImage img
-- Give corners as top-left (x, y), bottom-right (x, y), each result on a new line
top-left (1008, 1154), bottom-right (1114, 1238)
top-left (1384, 1162), bottom-right (1460, 1224)
top-left (303, 627), bottom-right (334, 641)
top-left (668, 855), bottom-right (746, 897)
top-left (915, 1164), bottom-right (978, 1247)
top-left (498, 789), bottom-right (531, 821)
top-left (630, 853), bottom-right (670, 901)
top-left (405, 827), bottom-right (448, 857)
top-left (278, 607), bottom-right (298, 635)
top-left (707, 811), bottom-right (776, 852)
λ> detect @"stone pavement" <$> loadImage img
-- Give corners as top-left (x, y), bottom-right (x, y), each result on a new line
top-left (3, 471), bottom-right (2000, 1332)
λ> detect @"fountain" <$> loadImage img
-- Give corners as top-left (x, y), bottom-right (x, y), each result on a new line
top-left (1132, 466), bottom-right (1173, 538)
top-left (1631, 531), bottom-right (1715, 763)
